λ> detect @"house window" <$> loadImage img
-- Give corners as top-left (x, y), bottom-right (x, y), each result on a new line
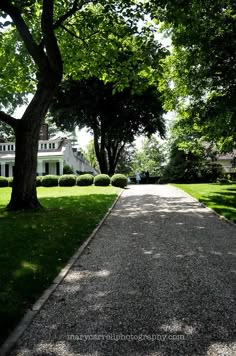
top-left (52, 143), bottom-right (55, 149)
top-left (41, 143), bottom-right (43, 150)
top-left (44, 143), bottom-right (47, 149)
top-left (49, 143), bottom-right (52, 149)
top-left (0, 146), bottom-right (2, 151)
top-left (11, 145), bottom-right (14, 151)
top-left (3, 146), bottom-right (5, 151)
top-left (8, 145), bottom-right (10, 151)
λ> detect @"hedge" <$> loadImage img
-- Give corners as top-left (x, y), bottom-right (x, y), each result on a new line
top-left (77, 174), bottom-right (94, 186)
top-left (41, 175), bottom-right (59, 187)
top-left (36, 176), bottom-right (43, 187)
top-left (111, 174), bottom-right (127, 188)
top-left (94, 174), bottom-right (110, 186)
top-left (0, 176), bottom-right (8, 187)
top-left (59, 174), bottom-right (77, 187)
top-left (8, 177), bottom-right (14, 187)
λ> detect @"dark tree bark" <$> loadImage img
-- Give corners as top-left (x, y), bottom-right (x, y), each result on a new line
top-left (93, 126), bottom-right (109, 174)
top-left (7, 86), bottom-right (59, 210)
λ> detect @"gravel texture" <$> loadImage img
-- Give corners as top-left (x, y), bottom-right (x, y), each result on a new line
top-left (9, 184), bottom-right (236, 356)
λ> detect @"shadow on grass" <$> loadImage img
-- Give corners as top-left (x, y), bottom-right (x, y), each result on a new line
top-left (0, 193), bottom-right (117, 345)
top-left (197, 188), bottom-right (236, 222)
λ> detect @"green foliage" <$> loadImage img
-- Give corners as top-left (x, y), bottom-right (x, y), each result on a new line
top-left (0, 177), bottom-right (8, 187)
top-left (58, 174), bottom-right (77, 187)
top-left (94, 174), bottom-right (111, 186)
top-left (41, 175), bottom-right (59, 187)
top-left (201, 163), bottom-right (224, 183)
top-left (76, 174), bottom-right (94, 186)
top-left (36, 176), bottom-right (42, 187)
top-left (151, 0), bottom-right (236, 150)
top-left (162, 137), bottom-right (225, 183)
top-left (132, 136), bottom-right (165, 175)
top-left (111, 174), bottom-right (127, 188)
top-left (82, 140), bottom-right (99, 171)
top-left (51, 77), bottom-right (165, 175)
top-left (8, 177), bottom-right (13, 187)
top-left (63, 165), bottom-right (74, 174)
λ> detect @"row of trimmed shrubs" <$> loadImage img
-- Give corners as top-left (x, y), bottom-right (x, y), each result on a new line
top-left (0, 174), bottom-right (127, 188)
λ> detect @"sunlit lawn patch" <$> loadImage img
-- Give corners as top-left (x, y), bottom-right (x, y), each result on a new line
top-left (0, 186), bottom-right (120, 345)
top-left (172, 183), bottom-right (236, 223)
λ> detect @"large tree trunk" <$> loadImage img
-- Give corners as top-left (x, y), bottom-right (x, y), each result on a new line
top-left (107, 140), bottom-right (125, 176)
top-left (7, 86), bottom-right (58, 210)
top-left (93, 127), bottom-right (109, 174)
top-left (7, 121), bottom-right (42, 210)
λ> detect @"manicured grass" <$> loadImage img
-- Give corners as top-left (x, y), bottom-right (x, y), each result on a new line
top-left (172, 183), bottom-right (236, 223)
top-left (0, 186), bottom-right (120, 345)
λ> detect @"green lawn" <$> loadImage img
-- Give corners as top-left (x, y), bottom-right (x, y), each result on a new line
top-left (0, 186), bottom-right (120, 345)
top-left (172, 183), bottom-right (236, 223)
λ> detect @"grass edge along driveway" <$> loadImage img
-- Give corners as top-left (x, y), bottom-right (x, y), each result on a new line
top-left (171, 183), bottom-right (236, 223)
top-left (0, 186), bottom-right (120, 345)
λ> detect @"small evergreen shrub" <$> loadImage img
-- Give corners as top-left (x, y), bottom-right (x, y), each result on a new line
top-left (0, 176), bottom-right (8, 187)
top-left (94, 174), bottom-right (110, 186)
top-left (36, 176), bottom-right (43, 187)
top-left (76, 174), bottom-right (94, 186)
top-left (59, 174), bottom-right (77, 187)
top-left (111, 174), bottom-right (127, 188)
top-left (41, 175), bottom-right (59, 187)
top-left (63, 164), bottom-right (74, 174)
top-left (8, 177), bottom-right (14, 187)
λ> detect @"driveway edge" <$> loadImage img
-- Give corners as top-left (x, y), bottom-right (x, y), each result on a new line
top-left (170, 184), bottom-right (236, 228)
top-left (0, 188), bottom-right (123, 356)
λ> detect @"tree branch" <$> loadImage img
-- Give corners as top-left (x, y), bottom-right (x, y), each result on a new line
top-left (0, 0), bottom-right (48, 73)
top-left (53, 0), bottom-right (91, 30)
top-left (41, 0), bottom-right (63, 80)
top-left (0, 111), bottom-right (17, 129)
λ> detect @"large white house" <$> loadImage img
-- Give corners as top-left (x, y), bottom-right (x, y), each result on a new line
top-left (0, 138), bottom-right (96, 177)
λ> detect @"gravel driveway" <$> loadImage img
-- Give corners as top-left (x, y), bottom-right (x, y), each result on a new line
top-left (9, 185), bottom-right (236, 356)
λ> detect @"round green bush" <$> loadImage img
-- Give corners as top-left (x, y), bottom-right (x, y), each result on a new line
top-left (41, 175), bottom-right (59, 187)
top-left (59, 174), bottom-right (77, 187)
top-left (8, 177), bottom-right (14, 187)
top-left (0, 176), bottom-right (9, 187)
top-left (111, 174), bottom-right (127, 188)
top-left (94, 174), bottom-right (110, 186)
top-left (36, 176), bottom-right (43, 187)
top-left (77, 174), bottom-right (94, 186)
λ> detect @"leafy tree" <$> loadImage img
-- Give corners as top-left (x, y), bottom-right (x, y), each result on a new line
top-left (0, 122), bottom-right (15, 142)
top-left (132, 136), bottom-right (165, 176)
top-left (82, 139), bottom-right (99, 171)
top-left (0, 0), bottom-right (151, 210)
top-left (162, 128), bottom-right (224, 183)
top-left (50, 77), bottom-right (165, 175)
top-left (149, 0), bottom-right (236, 151)
top-left (115, 145), bottom-right (135, 175)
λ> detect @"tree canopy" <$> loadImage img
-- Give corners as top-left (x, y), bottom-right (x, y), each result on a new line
top-left (50, 77), bottom-right (165, 174)
top-left (149, 0), bottom-right (236, 151)
top-left (0, 0), bottom-right (163, 209)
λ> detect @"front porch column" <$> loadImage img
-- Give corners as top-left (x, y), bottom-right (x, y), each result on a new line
top-left (59, 159), bottom-right (64, 176)
top-left (37, 161), bottom-right (43, 176)
top-left (9, 164), bottom-right (13, 177)
top-left (1, 162), bottom-right (5, 177)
